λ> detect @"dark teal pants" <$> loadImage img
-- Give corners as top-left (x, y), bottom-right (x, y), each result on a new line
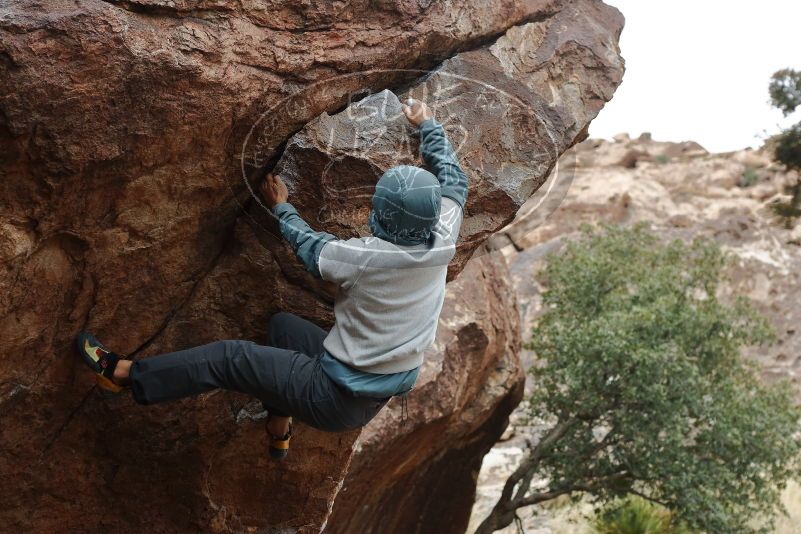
top-left (128, 313), bottom-right (388, 432)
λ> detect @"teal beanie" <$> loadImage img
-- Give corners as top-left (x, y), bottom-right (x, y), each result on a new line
top-left (369, 165), bottom-right (441, 246)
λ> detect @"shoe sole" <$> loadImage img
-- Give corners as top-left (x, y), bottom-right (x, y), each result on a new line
top-left (96, 373), bottom-right (124, 395)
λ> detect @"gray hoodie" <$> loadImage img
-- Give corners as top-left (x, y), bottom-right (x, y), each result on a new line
top-left (271, 118), bottom-right (468, 395)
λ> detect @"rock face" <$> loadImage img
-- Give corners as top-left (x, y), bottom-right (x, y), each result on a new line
top-left (0, 1), bottom-right (623, 532)
top-left (275, 0), bottom-right (625, 272)
top-left (470, 135), bottom-right (801, 532)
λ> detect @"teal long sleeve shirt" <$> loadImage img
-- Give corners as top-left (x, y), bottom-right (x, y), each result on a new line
top-left (419, 117), bottom-right (469, 208)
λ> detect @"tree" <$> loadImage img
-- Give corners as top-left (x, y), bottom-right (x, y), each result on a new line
top-left (476, 225), bottom-right (801, 534)
top-left (768, 69), bottom-right (801, 228)
top-left (769, 69), bottom-right (801, 117)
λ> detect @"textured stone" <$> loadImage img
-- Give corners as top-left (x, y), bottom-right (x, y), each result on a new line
top-left (0, 0), bottom-right (560, 371)
top-left (274, 0), bottom-right (625, 273)
top-left (0, 0), bottom-right (623, 531)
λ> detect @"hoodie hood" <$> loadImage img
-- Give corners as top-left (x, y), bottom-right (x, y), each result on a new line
top-left (369, 165), bottom-right (441, 246)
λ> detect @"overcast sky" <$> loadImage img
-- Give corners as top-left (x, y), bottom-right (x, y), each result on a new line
top-left (589, 0), bottom-right (801, 153)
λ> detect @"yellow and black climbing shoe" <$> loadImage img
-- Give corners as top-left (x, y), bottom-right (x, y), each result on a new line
top-left (76, 332), bottom-right (124, 394)
top-left (268, 418), bottom-right (293, 461)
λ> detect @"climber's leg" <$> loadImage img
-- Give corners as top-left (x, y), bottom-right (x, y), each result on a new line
top-left (126, 337), bottom-right (362, 431)
top-left (262, 312), bottom-right (328, 437)
top-left (128, 340), bottom-right (306, 407)
top-left (264, 311), bottom-right (391, 431)
top-left (114, 359), bottom-right (133, 385)
top-left (266, 311), bottom-right (327, 356)
top-left (78, 314), bottom-right (384, 432)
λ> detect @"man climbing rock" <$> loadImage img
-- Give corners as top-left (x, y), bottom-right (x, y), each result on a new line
top-left (76, 98), bottom-right (468, 460)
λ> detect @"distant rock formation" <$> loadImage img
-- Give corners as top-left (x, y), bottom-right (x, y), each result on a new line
top-left (0, 1), bottom-right (623, 531)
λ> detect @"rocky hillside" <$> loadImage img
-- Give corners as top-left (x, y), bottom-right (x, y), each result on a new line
top-left (0, 1), bottom-right (623, 532)
top-left (470, 133), bottom-right (801, 532)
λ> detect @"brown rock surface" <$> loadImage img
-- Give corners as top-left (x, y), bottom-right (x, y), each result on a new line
top-left (0, 1), bottom-right (623, 532)
top-left (275, 0), bottom-right (625, 272)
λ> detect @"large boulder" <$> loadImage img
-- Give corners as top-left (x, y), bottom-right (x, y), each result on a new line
top-left (0, 0), bottom-right (624, 532)
top-left (274, 0), bottom-right (625, 273)
top-left (0, 0), bottom-right (559, 382)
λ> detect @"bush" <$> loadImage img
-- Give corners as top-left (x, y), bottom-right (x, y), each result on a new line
top-left (769, 69), bottom-right (801, 117)
top-left (740, 167), bottom-right (759, 187)
top-left (774, 123), bottom-right (801, 172)
top-left (767, 69), bottom-right (801, 228)
top-left (594, 498), bottom-right (692, 534)
top-left (476, 225), bottom-right (801, 534)
top-left (769, 125), bottom-right (801, 228)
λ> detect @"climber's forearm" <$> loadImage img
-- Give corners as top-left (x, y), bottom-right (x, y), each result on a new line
top-left (419, 118), bottom-right (468, 208)
top-left (272, 202), bottom-right (337, 278)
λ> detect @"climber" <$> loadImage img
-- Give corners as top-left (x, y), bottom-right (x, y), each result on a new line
top-left (76, 98), bottom-right (468, 460)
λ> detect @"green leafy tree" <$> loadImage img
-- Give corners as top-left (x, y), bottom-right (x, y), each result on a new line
top-left (768, 69), bottom-right (801, 227)
top-left (476, 225), bottom-right (801, 534)
top-left (769, 69), bottom-right (801, 116)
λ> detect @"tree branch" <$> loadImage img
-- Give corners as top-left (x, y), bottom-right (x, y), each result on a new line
top-left (513, 487), bottom-right (575, 508)
top-left (498, 417), bottom-right (576, 507)
top-left (625, 487), bottom-right (670, 508)
top-left (515, 471), bottom-right (632, 508)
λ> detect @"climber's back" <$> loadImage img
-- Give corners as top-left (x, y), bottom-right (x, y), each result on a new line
top-left (318, 196), bottom-right (463, 374)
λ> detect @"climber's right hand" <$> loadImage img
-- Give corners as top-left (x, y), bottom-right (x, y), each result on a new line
top-left (402, 98), bottom-right (434, 127)
top-left (261, 173), bottom-right (289, 208)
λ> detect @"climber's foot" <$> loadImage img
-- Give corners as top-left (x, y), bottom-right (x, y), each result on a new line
top-left (75, 332), bottom-right (128, 394)
top-left (267, 415), bottom-right (292, 461)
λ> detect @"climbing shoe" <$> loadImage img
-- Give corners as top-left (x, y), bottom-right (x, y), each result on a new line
top-left (267, 417), bottom-right (293, 461)
top-left (75, 332), bottom-right (125, 394)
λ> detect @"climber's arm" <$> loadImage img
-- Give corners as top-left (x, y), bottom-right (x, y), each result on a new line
top-left (271, 203), bottom-right (337, 278)
top-left (418, 118), bottom-right (468, 209)
top-left (401, 98), bottom-right (468, 208)
top-left (262, 173), bottom-right (336, 279)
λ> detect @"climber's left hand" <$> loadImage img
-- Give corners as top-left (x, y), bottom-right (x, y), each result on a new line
top-left (261, 173), bottom-right (289, 208)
